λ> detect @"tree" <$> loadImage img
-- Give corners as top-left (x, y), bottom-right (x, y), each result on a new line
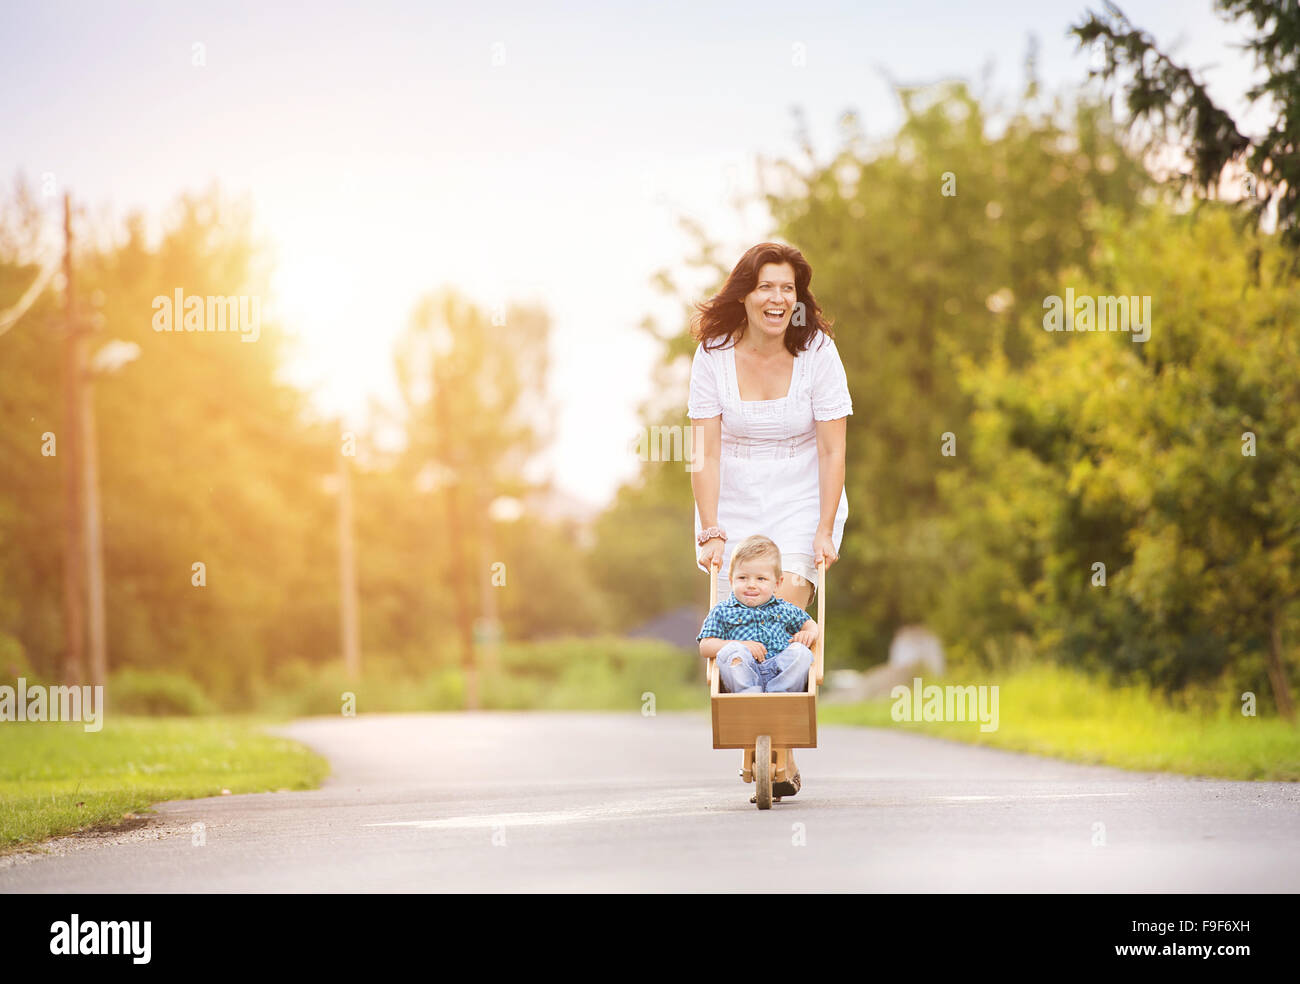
top-left (935, 202), bottom-right (1299, 716)
top-left (1072, 1), bottom-right (1300, 256)
top-left (0, 176), bottom-right (63, 681)
top-left (0, 180), bottom-right (341, 700)
top-left (760, 78), bottom-right (1148, 659)
top-left (394, 290), bottom-right (556, 697)
top-left (593, 71), bottom-right (1155, 664)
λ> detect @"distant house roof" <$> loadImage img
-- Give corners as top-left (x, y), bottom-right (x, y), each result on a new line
top-left (626, 604), bottom-right (706, 651)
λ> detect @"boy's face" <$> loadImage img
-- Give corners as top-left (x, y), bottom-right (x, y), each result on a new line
top-left (731, 557), bottom-right (782, 607)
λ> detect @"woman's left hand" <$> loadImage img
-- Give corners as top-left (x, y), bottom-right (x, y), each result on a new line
top-left (813, 530), bottom-right (838, 569)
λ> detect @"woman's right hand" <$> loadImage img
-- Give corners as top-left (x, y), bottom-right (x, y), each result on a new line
top-left (699, 537), bottom-right (725, 573)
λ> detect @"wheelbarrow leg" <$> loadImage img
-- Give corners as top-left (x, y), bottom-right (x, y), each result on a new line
top-left (753, 735), bottom-right (772, 809)
top-left (740, 747), bottom-right (754, 782)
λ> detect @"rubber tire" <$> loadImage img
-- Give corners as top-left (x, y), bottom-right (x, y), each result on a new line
top-left (754, 735), bottom-right (772, 810)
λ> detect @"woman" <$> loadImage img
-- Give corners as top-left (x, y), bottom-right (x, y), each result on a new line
top-left (689, 242), bottom-right (851, 801)
top-left (688, 241), bottom-right (851, 613)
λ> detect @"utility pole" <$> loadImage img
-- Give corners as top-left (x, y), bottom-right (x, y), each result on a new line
top-left (435, 376), bottom-right (478, 711)
top-left (83, 339), bottom-right (107, 693)
top-left (446, 477), bottom-right (478, 710)
top-left (54, 192), bottom-right (116, 694)
top-left (59, 192), bottom-right (86, 686)
top-left (338, 448), bottom-right (361, 682)
top-left (476, 484), bottom-right (501, 677)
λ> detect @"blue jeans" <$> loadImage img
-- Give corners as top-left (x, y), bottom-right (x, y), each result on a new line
top-left (716, 640), bottom-right (813, 694)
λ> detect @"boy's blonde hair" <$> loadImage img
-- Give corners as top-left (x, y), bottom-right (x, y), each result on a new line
top-left (728, 534), bottom-right (782, 583)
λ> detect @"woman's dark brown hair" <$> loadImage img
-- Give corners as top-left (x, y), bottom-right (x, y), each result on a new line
top-left (690, 242), bottom-right (834, 355)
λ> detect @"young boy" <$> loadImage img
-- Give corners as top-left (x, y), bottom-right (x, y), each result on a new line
top-left (697, 534), bottom-right (818, 696)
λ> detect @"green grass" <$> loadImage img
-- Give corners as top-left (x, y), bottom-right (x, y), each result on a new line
top-left (820, 662), bottom-right (1300, 781)
top-left (0, 715), bottom-right (329, 853)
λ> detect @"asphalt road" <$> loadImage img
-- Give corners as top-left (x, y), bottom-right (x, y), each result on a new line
top-left (2, 712), bottom-right (1297, 892)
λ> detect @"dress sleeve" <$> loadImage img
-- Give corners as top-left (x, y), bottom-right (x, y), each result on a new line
top-left (810, 335), bottom-right (853, 421)
top-left (687, 342), bottom-right (722, 419)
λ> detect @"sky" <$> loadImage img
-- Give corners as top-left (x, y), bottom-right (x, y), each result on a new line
top-left (1, 0), bottom-right (1266, 511)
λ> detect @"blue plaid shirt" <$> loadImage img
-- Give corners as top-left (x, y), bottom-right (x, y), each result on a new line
top-left (697, 591), bottom-right (812, 653)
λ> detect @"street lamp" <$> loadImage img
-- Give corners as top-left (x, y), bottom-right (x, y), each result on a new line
top-left (81, 330), bottom-right (140, 698)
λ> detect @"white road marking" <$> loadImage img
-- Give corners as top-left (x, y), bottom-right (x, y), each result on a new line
top-left (366, 797), bottom-right (725, 829)
top-left (365, 791), bottom-right (1134, 830)
top-left (934, 793), bottom-right (1131, 801)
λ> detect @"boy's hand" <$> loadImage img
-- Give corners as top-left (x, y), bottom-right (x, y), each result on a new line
top-left (742, 640), bottom-right (767, 662)
top-left (791, 622), bottom-right (818, 648)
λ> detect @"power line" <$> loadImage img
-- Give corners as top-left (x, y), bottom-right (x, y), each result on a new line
top-left (0, 253), bottom-right (59, 337)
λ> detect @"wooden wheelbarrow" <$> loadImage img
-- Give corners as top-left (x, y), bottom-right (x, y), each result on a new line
top-left (703, 557), bottom-right (826, 809)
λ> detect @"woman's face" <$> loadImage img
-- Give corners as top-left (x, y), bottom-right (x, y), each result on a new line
top-left (742, 261), bottom-right (797, 342)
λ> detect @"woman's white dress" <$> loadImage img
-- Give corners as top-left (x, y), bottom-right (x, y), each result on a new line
top-left (688, 331), bottom-right (853, 587)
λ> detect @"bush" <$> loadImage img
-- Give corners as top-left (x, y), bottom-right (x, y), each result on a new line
top-left (108, 668), bottom-right (216, 716)
top-left (0, 631), bottom-right (32, 680)
top-left (486, 635), bottom-right (701, 710)
top-left (252, 657), bottom-right (466, 717)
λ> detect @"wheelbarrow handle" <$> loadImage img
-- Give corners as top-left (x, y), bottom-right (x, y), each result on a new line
top-left (704, 559), bottom-right (721, 682)
top-left (814, 556), bottom-right (826, 686)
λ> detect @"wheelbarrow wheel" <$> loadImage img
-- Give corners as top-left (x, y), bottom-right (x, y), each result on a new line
top-left (754, 735), bottom-right (772, 810)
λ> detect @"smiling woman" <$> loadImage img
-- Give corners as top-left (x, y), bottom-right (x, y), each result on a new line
top-left (687, 241), bottom-right (853, 613)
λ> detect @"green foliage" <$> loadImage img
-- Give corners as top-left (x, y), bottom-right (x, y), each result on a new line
top-left (390, 290), bottom-right (586, 667)
top-left (618, 76), bottom-right (1151, 665)
top-left (252, 657), bottom-right (464, 717)
top-left (0, 631), bottom-right (32, 679)
top-left (776, 82), bottom-right (1148, 660)
top-left (934, 203), bottom-right (1300, 706)
top-left (485, 636), bottom-right (700, 711)
top-left (494, 519), bottom-right (613, 639)
top-left (106, 668), bottom-right (216, 716)
top-left (611, 70), bottom-right (1298, 716)
top-left (0, 182), bottom-right (341, 696)
top-left (0, 178), bottom-right (624, 706)
top-left (0, 186), bottom-right (65, 672)
top-left (588, 452), bottom-right (701, 619)
top-left (141, 641), bottom-right (700, 717)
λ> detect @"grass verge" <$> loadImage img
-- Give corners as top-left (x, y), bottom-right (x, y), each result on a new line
top-left (820, 662), bottom-right (1300, 781)
top-left (0, 715), bottom-right (329, 853)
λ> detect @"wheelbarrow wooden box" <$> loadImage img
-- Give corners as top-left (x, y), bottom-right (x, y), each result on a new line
top-left (709, 674), bottom-right (818, 749)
